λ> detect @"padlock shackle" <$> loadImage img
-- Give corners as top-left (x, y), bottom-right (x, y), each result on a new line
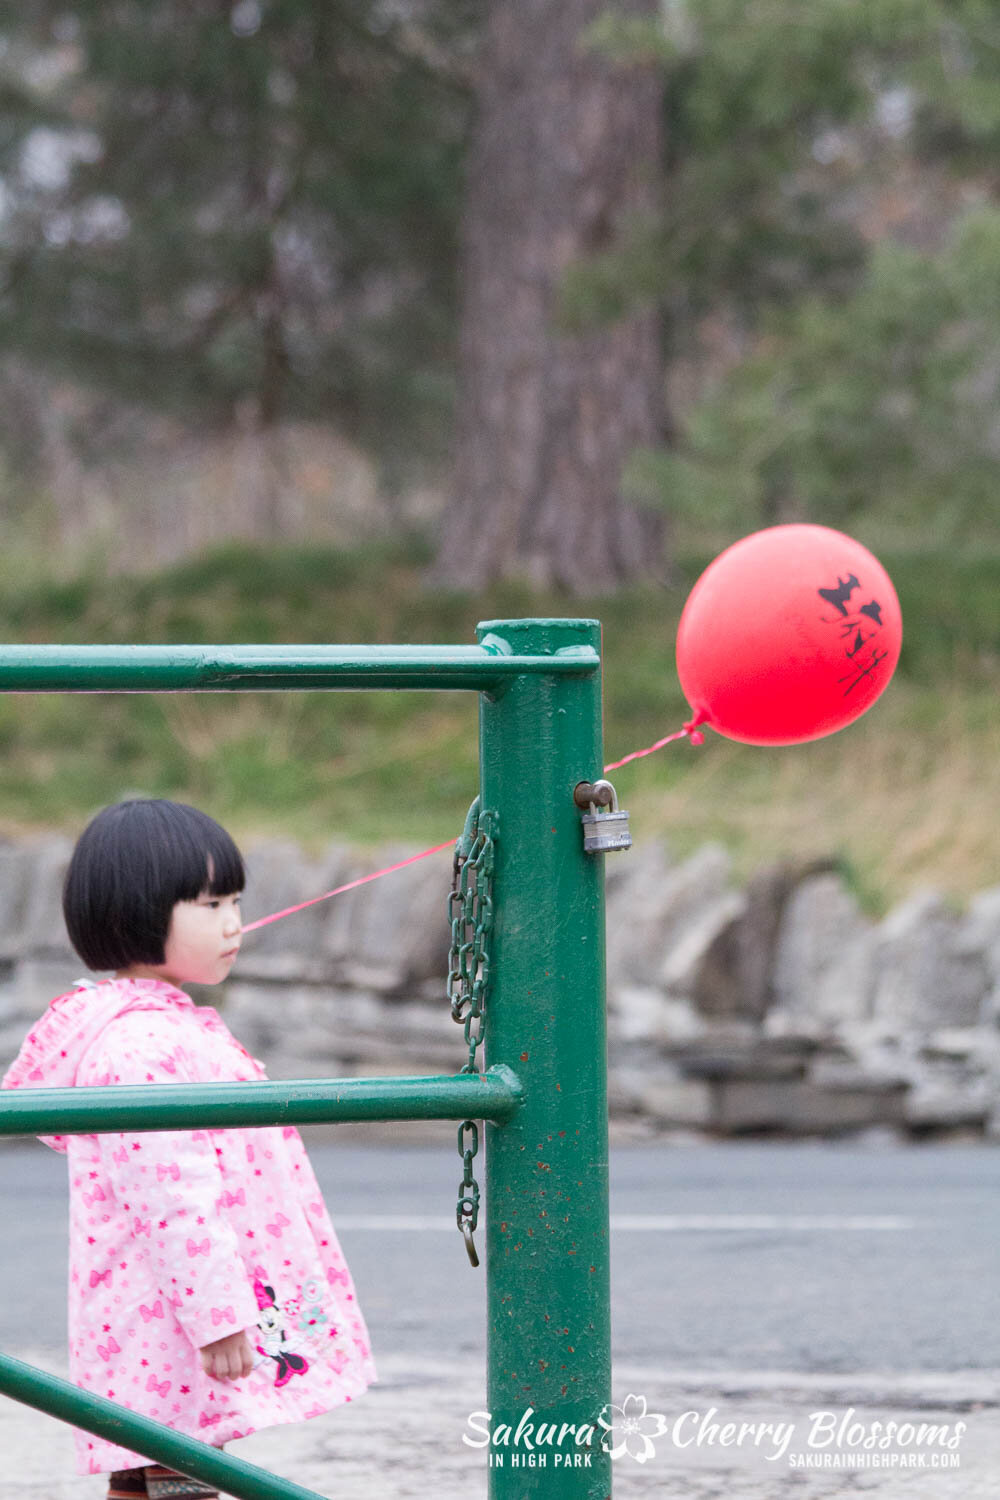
top-left (573, 779), bottom-right (615, 810)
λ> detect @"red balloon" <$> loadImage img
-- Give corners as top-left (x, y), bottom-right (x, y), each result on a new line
top-left (676, 524), bottom-right (902, 746)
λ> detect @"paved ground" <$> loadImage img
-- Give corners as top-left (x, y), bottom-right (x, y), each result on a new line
top-left (6, 1140), bottom-right (999, 1372)
top-left (3, 1352), bottom-right (996, 1499)
top-left (2, 1140), bottom-right (997, 1497)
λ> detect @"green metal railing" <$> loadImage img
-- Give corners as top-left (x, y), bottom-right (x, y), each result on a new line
top-left (0, 619), bottom-right (613, 1499)
top-left (0, 1072), bottom-right (522, 1136)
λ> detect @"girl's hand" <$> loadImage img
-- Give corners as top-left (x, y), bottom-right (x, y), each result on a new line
top-left (199, 1329), bottom-right (254, 1381)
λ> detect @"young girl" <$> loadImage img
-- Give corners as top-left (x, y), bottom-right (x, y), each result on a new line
top-left (2, 799), bottom-right (377, 1499)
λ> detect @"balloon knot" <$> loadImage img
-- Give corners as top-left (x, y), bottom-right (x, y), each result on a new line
top-left (683, 712), bottom-right (707, 746)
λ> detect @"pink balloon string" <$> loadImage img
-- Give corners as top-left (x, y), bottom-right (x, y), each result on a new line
top-left (603, 712), bottom-right (707, 770)
top-left (240, 840), bottom-right (457, 932)
top-left (241, 715), bottom-right (708, 934)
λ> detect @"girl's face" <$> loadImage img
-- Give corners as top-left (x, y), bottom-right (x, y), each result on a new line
top-left (116, 890), bottom-right (243, 986)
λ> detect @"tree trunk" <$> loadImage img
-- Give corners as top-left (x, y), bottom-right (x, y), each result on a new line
top-left (433, 0), bottom-right (667, 593)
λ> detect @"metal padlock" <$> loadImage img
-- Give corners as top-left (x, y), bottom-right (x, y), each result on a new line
top-left (576, 778), bottom-right (632, 854)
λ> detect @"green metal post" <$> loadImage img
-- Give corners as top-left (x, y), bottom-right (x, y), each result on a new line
top-left (478, 619), bottom-right (612, 1498)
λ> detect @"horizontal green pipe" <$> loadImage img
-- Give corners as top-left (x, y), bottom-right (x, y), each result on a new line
top-left (0, 1351), bottom-right (327, 1500)
top-left (0, 1068), bottom-right (523, 1137)
top-left (0, 643), bottom-right (599, 693)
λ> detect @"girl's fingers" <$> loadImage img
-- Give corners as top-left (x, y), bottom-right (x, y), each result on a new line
top-left (200, 1332), bottom-right (255, 1380)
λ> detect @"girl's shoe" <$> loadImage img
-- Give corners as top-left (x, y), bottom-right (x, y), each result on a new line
top-left (143, 1466), bottom-right (219, 1500)
top-left (107, 1472), bottom-right (147, 1499)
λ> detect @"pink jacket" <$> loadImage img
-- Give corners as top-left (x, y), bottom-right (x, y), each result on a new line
top-left (1, 976), bottom-right (377, 1474)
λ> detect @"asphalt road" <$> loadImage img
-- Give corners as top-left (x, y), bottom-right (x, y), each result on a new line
top-left (2, 1136), bottom-right (998, 1374)
top-left (1, 1138), bottom-right (998, 1499)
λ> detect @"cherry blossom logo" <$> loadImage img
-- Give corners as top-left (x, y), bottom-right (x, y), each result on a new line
top-left (598, 1394), bottom-right (669, 1463)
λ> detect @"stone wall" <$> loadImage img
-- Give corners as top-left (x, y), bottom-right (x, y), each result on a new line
top-left (1, 834), bottom-right (999, 1141)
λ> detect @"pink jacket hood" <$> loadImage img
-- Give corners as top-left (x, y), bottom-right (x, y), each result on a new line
top-left (1, 977), bottom-right (195, 1153)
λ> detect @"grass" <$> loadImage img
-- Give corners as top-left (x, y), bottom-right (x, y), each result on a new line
top-left (0, 537), bottom-right (997, 912)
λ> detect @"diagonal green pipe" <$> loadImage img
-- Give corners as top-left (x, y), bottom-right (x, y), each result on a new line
top-left (0, 1352), bottom-right (330, 1500)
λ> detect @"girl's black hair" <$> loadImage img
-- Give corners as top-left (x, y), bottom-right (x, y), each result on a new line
top-left (63, 799), bottom-right (245, 972)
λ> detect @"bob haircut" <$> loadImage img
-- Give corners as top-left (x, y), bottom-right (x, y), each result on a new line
top-left (63, 799), bottom-right (245, 973)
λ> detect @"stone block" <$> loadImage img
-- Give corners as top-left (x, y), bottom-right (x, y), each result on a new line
top-left (871, 890), bottom-right (987, 1030)
top-left (904, 1083), bottom-right (993, 1135)
top-left (240, 839), bottom-right (348, 965)
top-left (920, 1027), bottom-right (1000, 1065)
top-left (710, 1077), bottom-right (801, 1132)
top-left (0, 957), bottom-right (85, 1027)
top-left (606, 985), bottom-right (704, 1046)
top-left (671, 1035), bottom-right (818, 1082)
top-left (635, 1074), bottom-right (714, 1129)
top-left (218, 982), bottom-right (383, 1060)
top-left (20, 837), bottom-right (75, 958)
top-left (337, 960), bottom-right (412, 995)
top-left (0, 840), bottom-right (33, 961)
top-left (309, 845), bottom-right (373, 967)
top-left (770, 872), bottom-right (874, 1029)
top-left (659, 891), bottom-right (746, 1002)
top-left (789, 1077), bottom-right (911, 1133)
top-left (734, 857), bottom-right (840, 1020)
top-left (606, 842), bottom-right (733, 988)
top-left (316, 843), bottom-right (451, 989)
top-left (958, 885), bottom-right (1000, 1025)
top-left (710, 1075), bottom-right (909, 1134)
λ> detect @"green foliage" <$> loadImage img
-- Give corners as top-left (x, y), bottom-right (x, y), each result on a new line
top-left (568, 0), bottom-right (881, 333)
top-left (0, 1), bottom-right (477, 463)
top-left (866, 0), bottom-right (1000, 158)
top-left (4, 0), bottom-right (1000, 553)
top-left (578, 0), bottom-right (1000, 325)
top-left (626, 208), bottom-right (1000, 542)
top-left (571, 1), bottom-right (1000, 553)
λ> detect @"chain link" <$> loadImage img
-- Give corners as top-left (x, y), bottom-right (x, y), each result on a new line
top-left (448, 798), bottom-right (495, 1267)
top-left (456, 1119), bottom-right (480, 1267)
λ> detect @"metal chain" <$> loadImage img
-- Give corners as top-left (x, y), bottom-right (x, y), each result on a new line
top-left (447, 797), bottom-right (495, 1267)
